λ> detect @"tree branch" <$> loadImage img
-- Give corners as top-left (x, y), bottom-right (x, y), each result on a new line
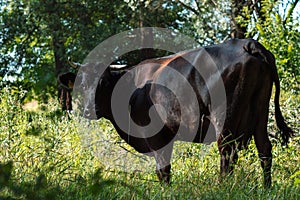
top-left (175, 0), bottom-right (199, 15)
top-left (283, 0), bottom-right (299, 27)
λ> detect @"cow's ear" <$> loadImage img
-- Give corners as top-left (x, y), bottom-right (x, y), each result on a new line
top-left (58, 72), bottom-right (76, 89)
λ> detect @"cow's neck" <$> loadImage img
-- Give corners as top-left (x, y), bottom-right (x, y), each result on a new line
top-left (101, 70), bottom-right (127, 120)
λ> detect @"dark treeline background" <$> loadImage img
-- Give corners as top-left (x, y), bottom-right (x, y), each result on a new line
top-left (1, 0), bottom-right (299, 102)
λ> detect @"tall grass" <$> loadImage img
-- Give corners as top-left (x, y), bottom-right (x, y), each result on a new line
top-left (0, 87), bottom-right (299, 199)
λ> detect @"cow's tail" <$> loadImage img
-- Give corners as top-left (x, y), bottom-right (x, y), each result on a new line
top-left (272, 62), bottom-right (293, 145)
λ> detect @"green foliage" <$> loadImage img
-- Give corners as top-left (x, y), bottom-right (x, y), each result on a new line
top-left (0, 0), bottom-right (187, 102)
top-left (0, 87), bottom-right (299, 199)
top-left (1, 1), bottom-right (58, 101)
top-left (176, 0), bottom-right (231, 45)
top-left (1, 0), bottom-right (299, 102)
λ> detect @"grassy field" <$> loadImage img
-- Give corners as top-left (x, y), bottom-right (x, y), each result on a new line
top-left (0, 87), bottom-right (299, 200)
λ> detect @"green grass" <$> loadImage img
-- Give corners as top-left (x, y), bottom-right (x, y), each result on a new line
top-left (0, 87), bottom-right (299, 200)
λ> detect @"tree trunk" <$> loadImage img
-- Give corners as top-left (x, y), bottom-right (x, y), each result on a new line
top-left (138, 0), bottom-right (155, 61)
top-left (140, 28), bottom-right (155, 61)
top-left (230, 0), bottom-right (247, 39)
top-left (52, 34), bottom-right (72, 111)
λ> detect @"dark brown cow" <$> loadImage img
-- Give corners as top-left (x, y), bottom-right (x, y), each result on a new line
top-left (60, 39), bottom-right (293, 187)
top-left (58, 72), bottom-right (76, 112)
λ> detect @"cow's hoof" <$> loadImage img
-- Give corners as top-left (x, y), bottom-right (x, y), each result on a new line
top-left (156, 164), bottom-right (171, 184)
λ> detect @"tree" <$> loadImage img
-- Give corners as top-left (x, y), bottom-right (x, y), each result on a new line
top-left (0, 0), bottom-right (133, 103)
top-left (117, 0), bottom-right (187, 65)
top-left (230, 0), bottom-right (249, 38)
top-left (1, 0), bottom-right (188, 103)
top-left (175, 0), bottom-right (231, 44)
top-left (31, 0), bottom-right (134, 109)
top-left (2, 0), bottom-right (298, 104)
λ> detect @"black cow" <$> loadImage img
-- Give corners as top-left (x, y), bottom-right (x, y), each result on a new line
top-left (60, 39), bottom-right (293, 187)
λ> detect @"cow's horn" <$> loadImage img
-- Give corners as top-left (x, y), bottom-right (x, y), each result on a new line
top-left (68, 57), bottom-right (81, 69)
top-left (109, 64), bottom-right (127, 69)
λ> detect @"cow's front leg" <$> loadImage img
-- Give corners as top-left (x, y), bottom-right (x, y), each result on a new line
top-left (153, 142), bottom-right (174, 184)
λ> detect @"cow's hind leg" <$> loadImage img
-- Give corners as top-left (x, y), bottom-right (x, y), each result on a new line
top-left (218, 133), bottom-right (238, 177)
top-left (253, 78), bottom-right (273, 188)
top-left (153, 141), bottom-right (174, 184)
top-left (253, 89), bottom-right (272, 188)
top-left (254, 124), bottom-right (272, 188)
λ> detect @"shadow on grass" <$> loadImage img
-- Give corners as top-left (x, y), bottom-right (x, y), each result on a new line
top-left (0, 161), bottom-right (149, 200)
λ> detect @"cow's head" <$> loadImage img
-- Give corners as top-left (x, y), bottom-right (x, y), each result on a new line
top-left (58, 72), bottom-right (76, 90)
top-left (59, 61), bottom-right (128, 120)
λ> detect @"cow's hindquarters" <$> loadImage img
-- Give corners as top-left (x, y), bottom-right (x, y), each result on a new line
top-left (218, 55), bottom-right (273, 187)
